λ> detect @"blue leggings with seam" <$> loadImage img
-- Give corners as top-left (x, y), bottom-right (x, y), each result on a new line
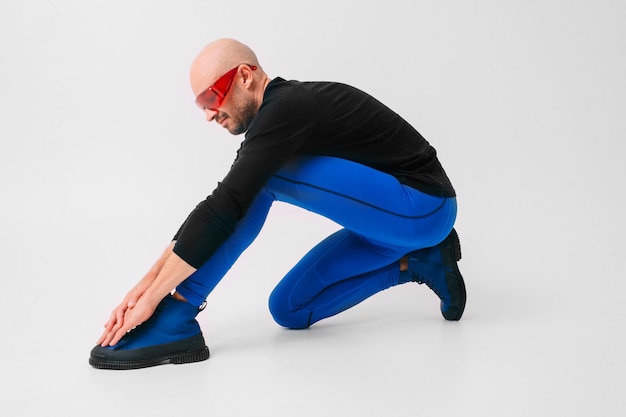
top-left (176, 156), bottom-right (457, 329)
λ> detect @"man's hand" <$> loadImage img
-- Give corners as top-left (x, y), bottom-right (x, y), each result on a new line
top-left (96, 245), bottom-right (196, 347)
top-left (97, 294), bottom-right (159, 347)
top-left (97, 277), bottom-right (151, 345)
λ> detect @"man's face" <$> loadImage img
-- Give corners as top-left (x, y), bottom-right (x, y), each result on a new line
top-left (192, 64), bottom-right (258, 136)
top-left (206, 88), bottom-right (257, 135)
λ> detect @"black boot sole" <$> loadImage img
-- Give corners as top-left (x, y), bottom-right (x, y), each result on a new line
top-left (89, 333), bottom-right (210, 370)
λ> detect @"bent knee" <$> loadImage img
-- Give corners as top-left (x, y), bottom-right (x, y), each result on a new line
top-left (268, 290), bottom-right (311, 330)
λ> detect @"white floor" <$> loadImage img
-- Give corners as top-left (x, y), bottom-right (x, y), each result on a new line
top-left (3, 203), bottom-right (625, 417)
top-left (1, 1), bottom-right (625, 416)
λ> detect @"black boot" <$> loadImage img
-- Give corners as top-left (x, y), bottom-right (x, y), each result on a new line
top-left (402, 229), bottom-right (466, 320)
top-left (89, 295), bottom-right (210, 370)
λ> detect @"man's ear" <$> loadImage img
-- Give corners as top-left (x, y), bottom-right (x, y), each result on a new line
top-left (239, 65), bottom-right (256, 89)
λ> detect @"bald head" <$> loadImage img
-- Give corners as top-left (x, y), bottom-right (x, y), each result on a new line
top-left (190, 38), bottom-right (263, 95)
top-left (189, 39), bottom-right (271, 135)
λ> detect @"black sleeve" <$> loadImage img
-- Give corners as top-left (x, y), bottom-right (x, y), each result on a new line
top-left (172, 83), bottom-right (319, 268)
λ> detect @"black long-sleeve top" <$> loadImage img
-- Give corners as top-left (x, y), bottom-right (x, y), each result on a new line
top-left (173, 77), bottom-right (455, 268)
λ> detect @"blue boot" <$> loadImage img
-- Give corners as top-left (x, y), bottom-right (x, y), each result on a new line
top-left (89, 294), bottom-right (210, 370)
top-left (401, 228), bottom-right (466, 320)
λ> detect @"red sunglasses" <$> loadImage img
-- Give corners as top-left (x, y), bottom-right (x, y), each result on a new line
top-left (195, 64), bottom-right (257, 111)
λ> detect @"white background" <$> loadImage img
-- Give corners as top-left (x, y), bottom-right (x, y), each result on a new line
top-left (1, 1), bottom-right (625, 416)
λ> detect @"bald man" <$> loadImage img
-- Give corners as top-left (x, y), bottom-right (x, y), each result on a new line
top-left (89, 38), bottom-right (466, 370)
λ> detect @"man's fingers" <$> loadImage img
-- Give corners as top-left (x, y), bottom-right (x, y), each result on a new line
top-left (99, 318), bottom-right (124, 346)
top-left (109, 325), bottom-right (131, 347)
top-left (103, 302), bottom-right (128, 329)
top-left (96, 331), bottom-right (106, 346)
top-left (97, 297), bottom-right (155, 347)
top-left (103, 311), bottom-right (115, 330)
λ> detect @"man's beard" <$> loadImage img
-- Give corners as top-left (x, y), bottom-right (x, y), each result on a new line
top-left (228, 99), bottom-right (258, 135)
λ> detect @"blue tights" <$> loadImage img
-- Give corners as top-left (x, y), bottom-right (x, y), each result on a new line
top-left (176, 156), bottom-right (457, 329)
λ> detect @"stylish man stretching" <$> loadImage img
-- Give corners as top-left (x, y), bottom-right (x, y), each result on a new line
top-left (90, 38), bottom-right (466, 370)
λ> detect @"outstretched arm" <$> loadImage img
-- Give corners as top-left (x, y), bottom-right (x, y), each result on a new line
top-left (97, 242), bottom-right (196, 347)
